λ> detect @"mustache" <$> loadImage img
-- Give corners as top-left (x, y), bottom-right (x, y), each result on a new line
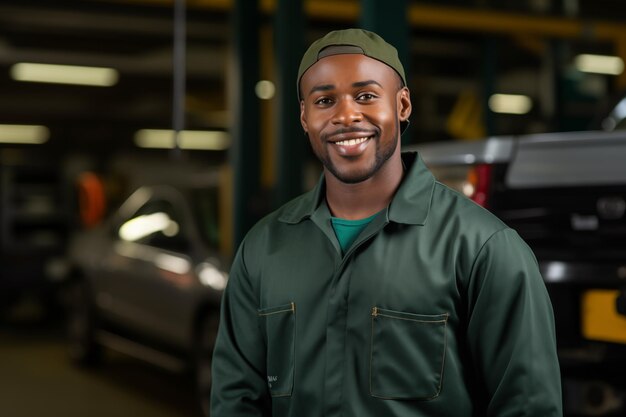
top-left (322, 127), bottom-right (378, 142)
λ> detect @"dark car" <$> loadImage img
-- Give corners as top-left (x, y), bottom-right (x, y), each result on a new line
top-left (63, 182), bottom-right (226, 416)
top-left (406, 130), bottom-right (626, 416)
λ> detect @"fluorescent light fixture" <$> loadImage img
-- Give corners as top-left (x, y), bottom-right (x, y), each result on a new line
top-left (255, 80), bottom-right (275, 100)
top-left (0, 124), bottom-right (49, 144)
top-left (575, 54), bottom-right (624, 75)
top-left (134, 129), bottom-right (230, 150)
top-left (11, 62), bottom-right (119, 86)
top-left (488, 94), bottom-right (533, 115)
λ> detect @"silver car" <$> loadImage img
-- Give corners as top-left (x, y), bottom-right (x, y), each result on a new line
top-left (64, 183), bottom-right (227, 416)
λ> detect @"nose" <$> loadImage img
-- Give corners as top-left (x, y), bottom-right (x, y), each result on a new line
top-left (331, 97), bottom-right (362, 126)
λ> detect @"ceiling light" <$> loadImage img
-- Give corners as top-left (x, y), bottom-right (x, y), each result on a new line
top-left (255, 80), bottom-right (275, 100)
top-left (11, 63), bottom-right (119, 86)
top-left (134, 129), bottom-right (230, 150)
top-left (488, 94), bottom-right (533, 115)
top-left (0, 124), bottom-right (49, 144)
top-left (574, 54), bottom-right (624, 75)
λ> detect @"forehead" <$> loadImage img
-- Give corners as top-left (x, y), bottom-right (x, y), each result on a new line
top-left (300, 53), bottom-right (399, 89)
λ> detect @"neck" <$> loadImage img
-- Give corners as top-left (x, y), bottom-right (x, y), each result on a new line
top-left (325, 151), bottom-right (404, 220)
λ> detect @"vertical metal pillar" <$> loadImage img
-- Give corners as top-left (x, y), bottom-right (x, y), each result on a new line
top-left (552, 0), bottom-right (569, 132)
top-left (482, 39), bottom-right (497, 136)
top-left (275, 0), bottom-right (305, 207)
top-left (231, 0), bottom-right (261, 250)
top-left (550, 39), bottom-right (571, 131)
top-left (361, 0), bottom-right (412, 145)
top-left (550, 39), bottom-right (566, 131)
top-left (171, 0), bottom-right (186, 159)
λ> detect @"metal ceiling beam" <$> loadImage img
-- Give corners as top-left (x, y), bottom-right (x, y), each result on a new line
top-left (108, 0), bottom-right (626, 41)
top-left (0, 4), bottom-right (226, 37)
top-left (406, 4), bottom-right (624, 41)
top-left (105, 0), bottom-right (626, 89)
top-left (94, 0), bottom-right (626, 90)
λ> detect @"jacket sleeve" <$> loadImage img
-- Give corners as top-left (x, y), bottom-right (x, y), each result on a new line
top-left (465, 228), bottom-right (562, 416)
top-left (210, 240), bottom-right (271, 416)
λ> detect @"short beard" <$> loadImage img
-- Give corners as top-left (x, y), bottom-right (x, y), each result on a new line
top-left (319, 116), bottom-right (399, 184)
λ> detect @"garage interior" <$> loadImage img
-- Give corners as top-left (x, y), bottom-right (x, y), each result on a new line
top-left (1, 1), bottom-right (626, 416)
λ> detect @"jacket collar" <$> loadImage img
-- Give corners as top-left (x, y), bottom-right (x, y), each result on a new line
top-left (278, 151), bottom-right (435, 226)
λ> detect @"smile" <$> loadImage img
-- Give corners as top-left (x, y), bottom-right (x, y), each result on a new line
top-left (333, 136), bottom-right (372, 146)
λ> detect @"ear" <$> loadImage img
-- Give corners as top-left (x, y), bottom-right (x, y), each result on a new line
top-left (300, 100), bottom-right (308, 133)
top-left (398, 87), bottom-right (412, 122)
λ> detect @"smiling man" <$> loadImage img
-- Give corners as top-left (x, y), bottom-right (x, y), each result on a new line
top-left (211, 29), bottom-right (562, 417)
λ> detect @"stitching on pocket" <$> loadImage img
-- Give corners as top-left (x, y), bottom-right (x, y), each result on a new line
top-left (257, 302), bottom-right (296, 397)
top-left (370, 306), bottom-right (449, 400)
top-left (435, 319), bottom-right (448, 398)
top-left (375, 307), bottom-right (449, 322)
top-left (376, 312), bottom-right (448, 324)
top-left (370, 309), bottom-right (375, 397)
top-left (257, 302), bottom-right (295, 316)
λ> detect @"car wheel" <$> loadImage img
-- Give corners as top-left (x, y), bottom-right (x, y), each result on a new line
top-left (65, 279), bottom-right (101, 366)
top-left (195, 311), bottom-right (219, 417)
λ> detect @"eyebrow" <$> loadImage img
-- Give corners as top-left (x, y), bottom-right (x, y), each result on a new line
top-left (352, 80), bottom-right (382, 89)
top-left (308, 84), bottom-right (334, 96)
top-left (307, 80), bottom-right (383, 96)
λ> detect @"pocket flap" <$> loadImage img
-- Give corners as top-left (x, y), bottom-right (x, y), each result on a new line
top-left (370, 307), bottom-right (448, 400)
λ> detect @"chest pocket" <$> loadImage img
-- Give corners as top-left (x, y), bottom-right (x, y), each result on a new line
top-left (370, 307), bottom-right (448, 400)
top-left (258, 302), bottom-right (296, 397)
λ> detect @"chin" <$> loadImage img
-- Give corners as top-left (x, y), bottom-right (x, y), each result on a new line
top-left (330, 165), bottom-right (377, 184)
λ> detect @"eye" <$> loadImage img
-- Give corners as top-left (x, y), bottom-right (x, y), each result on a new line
top-left (314, 97), bottom-right (334, 106)
top-left (356, 93), bottom-right (376, 102)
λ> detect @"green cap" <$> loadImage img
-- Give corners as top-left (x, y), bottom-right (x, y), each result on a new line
top-left (297, 28), bottom-right (406, 101)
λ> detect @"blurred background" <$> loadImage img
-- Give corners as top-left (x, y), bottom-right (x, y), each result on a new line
top-left (1, 0), bottom-right (626, 416)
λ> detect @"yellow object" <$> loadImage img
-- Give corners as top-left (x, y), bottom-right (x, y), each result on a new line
top-left (446, 90), bottom-right (485, 140)
top-left (581, 290), bottom-right (626, 344)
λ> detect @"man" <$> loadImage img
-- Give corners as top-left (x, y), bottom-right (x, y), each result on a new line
top-left (211, 28), bottom-right (562, 416)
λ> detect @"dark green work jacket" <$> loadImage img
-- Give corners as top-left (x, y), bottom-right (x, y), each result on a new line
top-left (211, 152), bottom-right (562, 417)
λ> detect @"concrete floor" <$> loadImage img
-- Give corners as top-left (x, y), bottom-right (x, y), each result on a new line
top-left (0, 298), bottom-right (202, 417)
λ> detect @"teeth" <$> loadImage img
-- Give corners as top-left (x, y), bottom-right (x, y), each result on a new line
top-left (335, 136), bottom-right (370, 146)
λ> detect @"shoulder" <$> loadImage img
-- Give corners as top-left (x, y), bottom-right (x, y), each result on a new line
top-left (424, 181), bottom-right (537, 279)
top-left (241, 189), bottom-right (315, 253)
top-left (230, 191), bottom-right (314, 281)
top-left (429, 180), bottom-right (508, 237)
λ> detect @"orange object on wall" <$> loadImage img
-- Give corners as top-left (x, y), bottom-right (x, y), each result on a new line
top-left (77, 171), bottom-right (107, 228)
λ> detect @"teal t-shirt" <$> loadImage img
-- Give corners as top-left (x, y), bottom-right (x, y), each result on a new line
top-left (331, 212), bottom-right (380, 254)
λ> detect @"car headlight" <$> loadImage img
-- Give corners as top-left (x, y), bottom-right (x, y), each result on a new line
top-left (197, 262), bottom-right (228, 290)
